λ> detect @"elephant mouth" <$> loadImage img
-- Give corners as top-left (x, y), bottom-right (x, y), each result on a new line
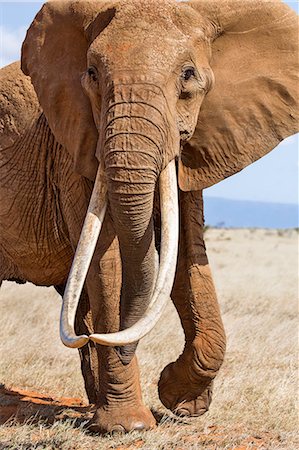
top-left (59, 158), bottom-right (179, 349)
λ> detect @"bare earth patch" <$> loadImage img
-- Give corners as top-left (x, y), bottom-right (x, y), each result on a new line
top-left (0, 229), bottom-right (298, 449)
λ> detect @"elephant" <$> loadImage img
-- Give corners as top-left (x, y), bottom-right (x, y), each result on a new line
top-left (0, 0), bottom-right (298, 434)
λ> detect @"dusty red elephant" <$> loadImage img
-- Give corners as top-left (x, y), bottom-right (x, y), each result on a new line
top-left (0, 0), bottom-right (298, 433)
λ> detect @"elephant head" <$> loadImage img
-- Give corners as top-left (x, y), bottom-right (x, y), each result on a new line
top-left (21, 0), bottom-right (298, 348)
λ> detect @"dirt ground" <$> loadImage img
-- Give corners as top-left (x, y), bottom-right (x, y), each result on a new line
top-left (0, 228), bottom-right (298, 449)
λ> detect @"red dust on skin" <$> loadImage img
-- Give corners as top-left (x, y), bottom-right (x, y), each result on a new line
top-left (105, 42), bottom-right (133, 55)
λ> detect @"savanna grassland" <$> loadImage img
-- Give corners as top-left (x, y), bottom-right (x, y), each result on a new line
top-left (0, 229), bottom-right (298, 449)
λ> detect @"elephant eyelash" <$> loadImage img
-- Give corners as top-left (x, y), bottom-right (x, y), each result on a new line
top-left (87, 67), bottom-right (98, 82)
top-left (181, 66), bottom-right (197, 83)
top-left (182, 67), bottom-right (196, 81)
top-left (179, 64), bottom-right (214, 96)
top-left (179, 69), bottom-right (206, 101)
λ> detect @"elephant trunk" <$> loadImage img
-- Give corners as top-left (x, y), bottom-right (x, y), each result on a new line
top-left (103, 104), bottom-right (161, 359)
top-left (91, 93), bottom-right (179, 344)
top-left (60, 85), bottom-right (179, 349)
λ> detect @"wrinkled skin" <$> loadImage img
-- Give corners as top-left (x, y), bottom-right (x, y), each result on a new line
top-left (0, 0), bottom-right (298, 434)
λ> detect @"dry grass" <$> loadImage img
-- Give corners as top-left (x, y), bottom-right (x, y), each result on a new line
top-left (0, 229), bottom-right (298, 449)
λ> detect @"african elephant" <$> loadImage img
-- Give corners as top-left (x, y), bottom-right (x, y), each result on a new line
top-left (0, 0), bottom-right (298, 434)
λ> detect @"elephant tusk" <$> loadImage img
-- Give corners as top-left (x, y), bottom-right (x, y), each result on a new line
top-left (60, 164), bottom-right (107, 348)
top-left (90, 158), bottom-right (179, 346)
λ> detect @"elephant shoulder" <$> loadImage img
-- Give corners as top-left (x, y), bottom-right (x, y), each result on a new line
top-left (0, 61), bottom-right (41, 150)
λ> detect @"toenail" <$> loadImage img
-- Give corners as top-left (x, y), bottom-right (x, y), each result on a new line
top-left (175, 408), bottom-right (190, 416)
top-left (110, 425), bottom-right (126, 434)
top-left (133, 421), bottom-right (146, 431)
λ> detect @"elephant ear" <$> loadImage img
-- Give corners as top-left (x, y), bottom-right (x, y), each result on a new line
top-left (179, 0), bottom-right (299, 191)
top-left (21, 1), bottom-right (115, 181)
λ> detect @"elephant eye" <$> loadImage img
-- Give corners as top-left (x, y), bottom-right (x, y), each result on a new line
top-left (87, 67), bottom-right (98, 82)
top-left (182, 67), bottom-right (196, 81)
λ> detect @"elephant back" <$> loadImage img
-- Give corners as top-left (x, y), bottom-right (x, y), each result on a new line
top-left (0, 61), bottom-right (41, 151)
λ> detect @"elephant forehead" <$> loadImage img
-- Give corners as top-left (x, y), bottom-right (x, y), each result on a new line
top-left (87, 0), bottom-right (205, 71)
top-left (89, 31), bottom-right (189, 71)
top-left (111, 0), bottom-right (183, 30)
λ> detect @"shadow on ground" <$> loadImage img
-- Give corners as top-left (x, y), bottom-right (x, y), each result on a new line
top-left (0, 384), bottom-right (93, 426)
top-left (0, 386), bottom-right (287, 449)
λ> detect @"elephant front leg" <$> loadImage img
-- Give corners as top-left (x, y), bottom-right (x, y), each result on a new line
top-left (91, 349), bottom-right (156, 433)
top-left (86, 213), bottom-right (156, 433)
top-left (55, 284), bottom-right (99, 404)
top-left (75, 292), bottom-right (100, 405)
top-left (158, 190), bottom-right (226, 417)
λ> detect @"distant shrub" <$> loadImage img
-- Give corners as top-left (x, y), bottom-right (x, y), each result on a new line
top-left (277, 229), bottom-right (285, 237)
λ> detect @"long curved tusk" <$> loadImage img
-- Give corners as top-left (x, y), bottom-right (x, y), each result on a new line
top-left (60, 164), bottom-right (107, 348)
top-left (90, 158), bottom-right (179, 346)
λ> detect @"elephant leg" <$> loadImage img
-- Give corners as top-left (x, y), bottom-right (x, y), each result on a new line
top-left (86, 211), bottom-right (156, 433)
top-left (158, 190), bottom-right (226, 417)
top-left (91, 349), bottom-right (156, 433)
top-left (75, 292), bottom-right (100, 405)
top-left (55, 284), bottom-right (99, 404)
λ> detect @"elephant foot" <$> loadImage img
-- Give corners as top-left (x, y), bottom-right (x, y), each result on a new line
top-left (158, 362), bottom-right (213, 417)
top-left (88, 404), bottom-right (156, 434)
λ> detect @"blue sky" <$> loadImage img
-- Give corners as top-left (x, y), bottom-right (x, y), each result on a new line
top-left (0, 1), bottom-right (298, 206)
